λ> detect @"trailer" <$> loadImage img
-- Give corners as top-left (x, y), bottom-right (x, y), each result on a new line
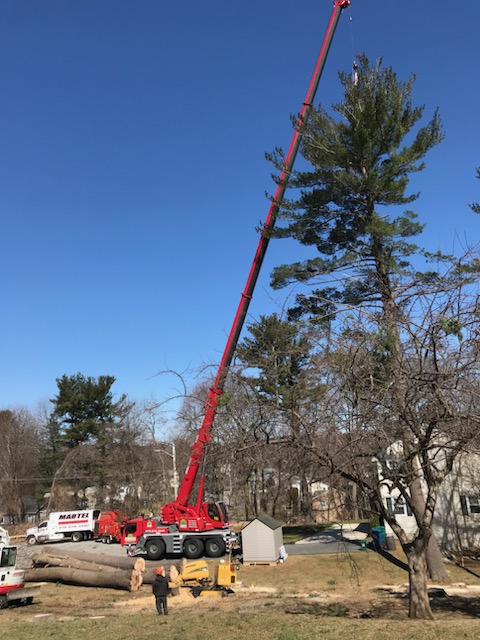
top-left (94, 510), bottom-right (126, 544)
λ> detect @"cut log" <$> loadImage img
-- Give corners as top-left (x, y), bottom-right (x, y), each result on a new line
top-left (24, 566), bottom-right (141, 591)
top-left (32, 553), bottom-right (120, 572)
top-left (134, 558), bottom-right (146, 573)
top-left (30, 552), bottom-right (146, 592)
top-left (42, 546), bottom-right (137, 570)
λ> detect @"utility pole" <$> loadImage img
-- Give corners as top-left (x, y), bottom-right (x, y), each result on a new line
top-left (155, 443), bottom-right (179, 500)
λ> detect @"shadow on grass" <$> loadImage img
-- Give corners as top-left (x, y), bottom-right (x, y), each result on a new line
top-left (375, 546), bottom-right (409, 572)
top-left (450, 561), bottom-right (480, 580)
top-left (281, 593), bottom-right (480, 620)
top-left (430, 595), bottom-right (480, 618)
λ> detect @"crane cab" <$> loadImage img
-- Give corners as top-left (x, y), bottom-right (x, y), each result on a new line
top-left (203, 502), bottom-right (230, 529)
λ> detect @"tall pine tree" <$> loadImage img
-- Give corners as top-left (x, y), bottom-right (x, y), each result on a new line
top-left (267, 55), bottom-right (479, 619)
top-left (269, 54), bottom-right (444, 322)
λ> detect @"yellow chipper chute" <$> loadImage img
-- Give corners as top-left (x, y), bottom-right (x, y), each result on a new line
top-left (169, 559), bottom-right (237, 598)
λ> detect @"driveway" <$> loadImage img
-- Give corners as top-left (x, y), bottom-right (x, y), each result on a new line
top-left (284, 522), bottom-right (369, 556)
top-left (20, 523), bottom-right (371, 566)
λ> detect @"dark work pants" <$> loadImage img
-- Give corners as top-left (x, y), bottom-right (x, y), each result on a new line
top-left (155, 596), bottom-right (168, 615)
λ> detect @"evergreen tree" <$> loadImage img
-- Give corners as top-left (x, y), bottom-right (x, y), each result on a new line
top-left (237, 313), bottom-right (310, 408)
top-left (51, 373), bottom-right (126, 447)
top-left (237, 314), bottom-right (318, 516)
top-left (46, 373), bottom-right (134, 510)
top-left (266, 55), bottom-right (479, 619)
top-left (269, 54), bottom-right (445, 322)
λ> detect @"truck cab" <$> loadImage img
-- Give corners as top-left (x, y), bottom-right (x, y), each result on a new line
top-left (0, 540), bottom-right (26, 606)
top-left (27, 520), bottom-right (65, 544)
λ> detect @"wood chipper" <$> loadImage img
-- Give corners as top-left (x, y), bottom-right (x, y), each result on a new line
top-left (169, 558), bottom-right (237, 598)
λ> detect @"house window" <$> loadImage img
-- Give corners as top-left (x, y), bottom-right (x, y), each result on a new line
top-left (460, 495), bottom-right (480, 516)
top-left (386, 496), bottom-right (412, 517)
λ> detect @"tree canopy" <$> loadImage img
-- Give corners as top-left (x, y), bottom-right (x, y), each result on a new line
top-left (237, 313), bottom-right (310, 406)
top-left (50, 373), bottom-right (126, 447)
top-left (268, 55), bottom-right (446, 322)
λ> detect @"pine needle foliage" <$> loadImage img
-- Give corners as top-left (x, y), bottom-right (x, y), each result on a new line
top-left (268, 55), bottom-right (446, 320)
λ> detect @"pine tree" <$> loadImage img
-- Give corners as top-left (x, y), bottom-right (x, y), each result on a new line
top-left (51, 373), bottom-right (125, 447)
top-left (237, 313), bottom-right (310, 408)
top-left (266, 55), bottom-right (479, 619)
top-left (269, 54), bottom-right (445, 322)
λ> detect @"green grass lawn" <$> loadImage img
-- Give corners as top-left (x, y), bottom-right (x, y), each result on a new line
top-left (3, 610), bottom-right (480, 640)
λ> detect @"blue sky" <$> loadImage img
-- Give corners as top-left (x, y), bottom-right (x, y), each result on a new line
top-left (1, 0), bottom-right (479, 418)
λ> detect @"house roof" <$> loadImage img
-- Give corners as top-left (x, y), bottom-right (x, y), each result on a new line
top-left (243, 512), bottom-right (282, 530)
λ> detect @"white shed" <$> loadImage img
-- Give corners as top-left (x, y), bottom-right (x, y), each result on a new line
top-left (241, 513), bottom-right (284, 564)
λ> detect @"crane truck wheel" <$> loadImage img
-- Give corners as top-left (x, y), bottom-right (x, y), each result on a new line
top-left (205, 538), bottom-right (225, 558)
top-left (183, 538), bottom-right (204, 559)
top-left (145, 538), bottom-right (166, 561)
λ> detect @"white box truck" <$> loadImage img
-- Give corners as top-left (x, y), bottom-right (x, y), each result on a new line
top-left (26, 510), bottom-right (101, 545)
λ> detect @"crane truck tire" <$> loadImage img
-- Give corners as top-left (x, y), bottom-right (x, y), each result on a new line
top-left (26, 536), bottom-right (37, 546)
top-left (204, 538), bottom-right (225, 558)
top-left (145, 539), bottom-right (166, 561)
top-left (183, 538), bottom-right (204, 559)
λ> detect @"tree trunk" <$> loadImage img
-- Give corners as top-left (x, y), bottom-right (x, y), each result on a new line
top-left (300, 474), bottom-right (310, 519)
top-left (32, 553), bottom-right (121, 572)
top-left (405, 542), bottom-right (434, 619)
top-left (25, 566), bottom-right (143, 591)
top-left (426, 535), bottom-right (448, 581)
top-left (349, 483), bottom-right (359, 520)
top-left (410, 463), bottom-right (448, 582)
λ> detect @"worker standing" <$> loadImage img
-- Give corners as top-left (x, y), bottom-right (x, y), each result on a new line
top-left (152, 566), bottom-right (169, 615)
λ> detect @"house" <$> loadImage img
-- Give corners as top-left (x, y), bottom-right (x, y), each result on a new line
top-left (241, 513), bottom-right (284, 564)
top-left (310, 482), bottom-right (347, 523)
top-left (432, 451), bottom-right (480, 552)
top-left (378, 446), bottom-right (480, 553)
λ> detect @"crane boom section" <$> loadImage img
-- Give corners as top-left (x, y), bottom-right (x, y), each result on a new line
top-left (176, 0), bottom-right (351, 508)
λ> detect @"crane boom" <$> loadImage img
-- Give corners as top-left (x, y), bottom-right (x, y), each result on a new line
top-left (162, 0), bottom-right (351, 522)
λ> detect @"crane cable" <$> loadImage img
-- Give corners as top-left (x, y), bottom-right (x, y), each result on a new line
top-left (348, 3), bottom-right (358, 86)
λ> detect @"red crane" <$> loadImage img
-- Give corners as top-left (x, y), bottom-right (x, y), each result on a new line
top-left (123, 1), bottom-right (351, 560)
top-left (161, 0), bottom-right (351, 525)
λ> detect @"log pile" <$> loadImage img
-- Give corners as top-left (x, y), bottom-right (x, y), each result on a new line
top-left (25, 553), bottom-right (146, 592)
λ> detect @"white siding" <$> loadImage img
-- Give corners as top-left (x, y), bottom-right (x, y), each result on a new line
top-left (242, 519), bottom-right (283, 562)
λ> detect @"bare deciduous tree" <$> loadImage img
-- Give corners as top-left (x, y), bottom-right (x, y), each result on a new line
top-left (0, 408), bottom-right (40, 522)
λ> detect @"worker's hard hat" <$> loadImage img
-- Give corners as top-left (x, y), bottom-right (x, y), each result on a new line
top-left (156, 567), bottom-right (164, 575)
